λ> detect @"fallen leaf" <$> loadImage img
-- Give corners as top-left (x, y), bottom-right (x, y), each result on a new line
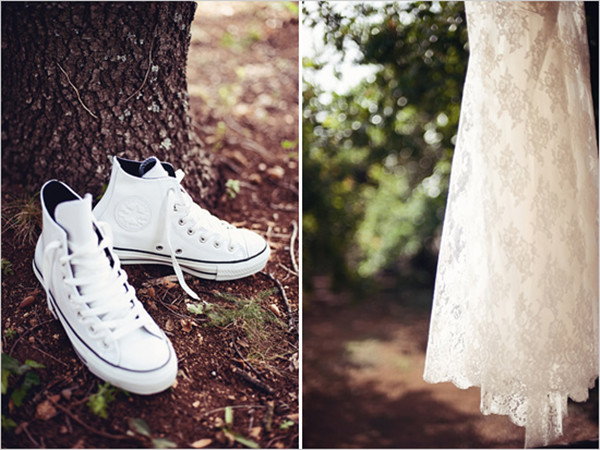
top-left (146, 300), bottom-right (158, 311)
top-left (180, 319), bottom-right (193, 333)
top-left (248, 173), bottom-right (262, 184)
top-left (192, 400), bottom-right (200, 408)
top-left (249, 426), bottom-right (262, 440)
top-left (19, 296), bottom-right (36, 309)
top-left (35, 400), bottom-right (57, 421)
top-left (266, 166), bottom-right (285, 180)
top-left (153, 275), bottom-right (178, 289)
top-left (230, 150), bottom-right (248, 166)
top-left (190, 438), bottom-right (213, 449)
top-left (268, 304), bottom-right (281, 317)
top-left (61, 388), bottom-right (72, 401)
top-left (165, 319), bottom-right (174, 332)
top-left (286, 413), bottom-right (299, 422)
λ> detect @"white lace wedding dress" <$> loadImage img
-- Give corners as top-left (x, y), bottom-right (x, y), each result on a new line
top-left (423, 2), bottom-right (598, 447)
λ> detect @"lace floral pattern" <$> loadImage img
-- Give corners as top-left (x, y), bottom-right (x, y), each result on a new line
top-left (423, 2), bottom-right (598, 447)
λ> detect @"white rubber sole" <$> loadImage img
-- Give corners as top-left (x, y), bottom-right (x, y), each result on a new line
top-left (114, 244), bottom-right (270, 281)
top-left (32, 260), bottom-right (178, 395)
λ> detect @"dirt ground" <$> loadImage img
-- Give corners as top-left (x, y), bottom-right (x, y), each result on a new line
top-left (2, 3), bottom-right (298, 448)
top-left (302, 276), bottom-right (599, 448)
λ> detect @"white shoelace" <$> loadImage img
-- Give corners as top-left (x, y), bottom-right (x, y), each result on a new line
top-left (162, 170), bottom-right (237, 300)
top-left (42, 223), bottom-right (147, 346)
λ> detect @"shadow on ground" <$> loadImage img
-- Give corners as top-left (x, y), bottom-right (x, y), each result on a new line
top-left (302, 276), bottom-right (598, 448)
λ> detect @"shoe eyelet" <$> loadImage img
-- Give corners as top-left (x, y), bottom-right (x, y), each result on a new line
top-left (89, 325), bottom-right (95, 333)
top-left (214, 242), bottom-right (221, 248)
top-left (187, 229), bottom-right (194, 236)
top-left (178, 219), bottom-right (185, 226)
top-left (156, 245), bottom-right (164, 251)
top-left (175, 249), bottom-right (182, 255)
top-left (199, 236), bottom-right (207, 243)
top-left (102, 340), bottom-right (109, 349)
top-left (228, 246), bottom-right (235, 252)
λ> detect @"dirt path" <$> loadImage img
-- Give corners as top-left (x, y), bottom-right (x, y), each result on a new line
top-left (303, 277), bottom-right (598, 448)
top-left (2, 3), bottom-right (298, 448)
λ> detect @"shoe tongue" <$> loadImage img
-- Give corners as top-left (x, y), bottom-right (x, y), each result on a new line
top-left (140, 157), bottom-right (169, 179)
top-left (54, 194), bottom-right (98, 249)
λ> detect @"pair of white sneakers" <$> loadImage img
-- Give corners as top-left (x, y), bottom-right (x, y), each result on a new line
top-left (33, 156), bottom-right (270, 395)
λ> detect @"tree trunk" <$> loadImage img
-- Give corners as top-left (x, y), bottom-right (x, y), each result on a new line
top-left (1, 1), bottom-right (217, 200)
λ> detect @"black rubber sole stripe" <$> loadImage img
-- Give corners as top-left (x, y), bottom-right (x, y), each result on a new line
top-left (113, 242), bottom-right (269, 265)
top-left (32, 260), bottom-right (174, 374)
top-left (118, 259), bottom-right (215, 276)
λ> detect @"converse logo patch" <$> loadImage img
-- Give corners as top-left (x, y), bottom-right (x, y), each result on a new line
top-left (114, 196), bottom-right (152, 231)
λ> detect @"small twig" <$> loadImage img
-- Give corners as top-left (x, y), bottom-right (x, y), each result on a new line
top-left (56, 62), bottom-right (99, 119)
top-left (230, 366), bottom-right (274, 395)
top-left (155, 290), bottom-right (207, 323)
top-left (9, 318), bottom-right (55, 355)
top-left (21, 423), bottom-right (40, 448)
top-left (262, 272), bottom-right (296, 334)
top-left (30, 344), bottom-right (70, 368)
top-left (201, 404), bottom-right (265, 418)
top-left (269, 203), bottom-right (297, 212)
top-left (65, 414), bottom-right (73, 434)
top-left (231, 333), bottom-right (264, 380)
top-left (266, 434), bottom-right (295, 448)
top-left (125, 31), bottom-right (156, 102)
top-left (247, 410), bottom-right (254, 435)
top-left (278, 263), bottom-right (298, 278)
top-left (49, 399), bottom-right (132, 441)
top-left (289, 220), bottom-right (299, 274)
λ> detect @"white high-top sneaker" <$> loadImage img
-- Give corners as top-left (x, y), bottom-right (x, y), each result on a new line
top-left (93, 156), bottom-right (270, 299)
top-left (33, 180), bottom-right (177, 395)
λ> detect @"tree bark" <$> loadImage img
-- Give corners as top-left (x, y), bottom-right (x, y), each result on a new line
top-left (1, 2), bottom-right (217, 200)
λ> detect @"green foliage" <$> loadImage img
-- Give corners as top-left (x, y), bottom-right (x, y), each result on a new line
top-left (281, 139), bottom-right (298, 149)
top-left (225, 179), bottom-right (241, 199)
top-left (281, 2), bottom-right (299, 15)
top-left (1, 354), bottom-right (45, 408)
top-left (187, 302), bottom-right (208, 315)
top-left (86, 382), bottom-right (118, 419)
top-left (1, 193), bottom-right (41, 246)
top-left (3, 328), bottom-right (17, 341)
top-left (1, 259), bottom-right (13, 276)
top-left (96, 183), bottom-right (109, 201)
top-left (128, 417), bottom-right (177, 448)
top-left (2, 414), bottom-right (17, 432)
top-left (207, 289), bottom-right (279, 330)
top-left (206, 289), bottom-right (289, 365)
top-left (279, 419), bottom-right (295, 430)
top-left (220, 406), bottom-right (260, 449)
top-left (303, 1), bottom-right (468, 288)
